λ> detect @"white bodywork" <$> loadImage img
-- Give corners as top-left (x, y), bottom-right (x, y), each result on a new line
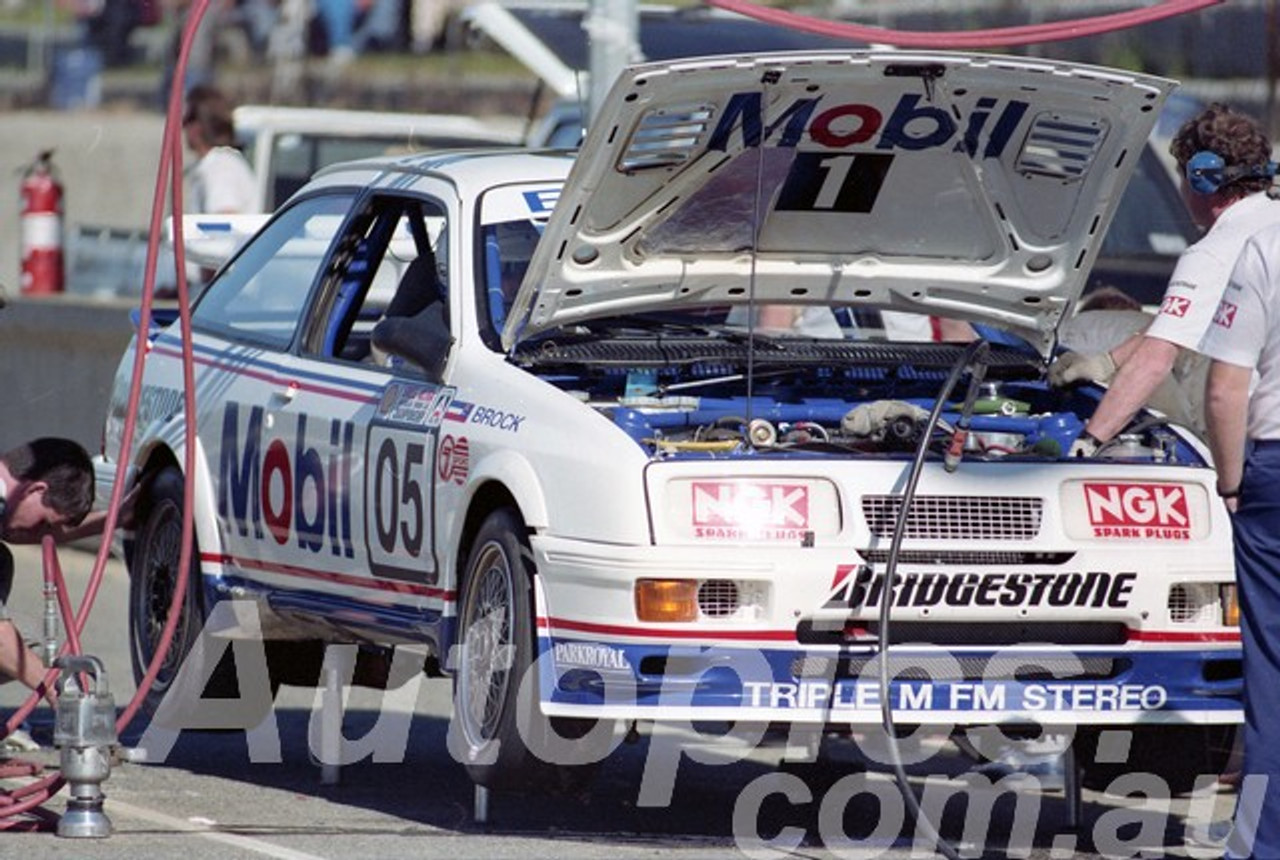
top-left (101, 54), bottom-right (1239, 791)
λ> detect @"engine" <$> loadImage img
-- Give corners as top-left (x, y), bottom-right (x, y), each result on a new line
top-left (514, 331), bottom-right (1202, 466)
top-left (602, 379), bottom-right (1189, 463)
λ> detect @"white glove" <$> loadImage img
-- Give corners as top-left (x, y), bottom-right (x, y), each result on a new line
top-left (1069, 432), bottom-right (1101, 458)
top-left (842, 400), bottom-right (930, 437)
top-left (1049, 351), bottom-right (1116, 386)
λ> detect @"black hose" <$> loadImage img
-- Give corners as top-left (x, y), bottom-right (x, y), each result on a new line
top-left (876, 337), bottom-right (988, 860)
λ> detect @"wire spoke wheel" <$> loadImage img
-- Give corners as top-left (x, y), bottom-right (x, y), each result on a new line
top-left (451, 507), bottom-right (607, 791)
top-left (451, 507), bottom-right (545, 789)
top-left (135, 498), bottom-right (188, 684)
top-left (459, 543), bottom-right (517, 746)
top-left (127, 467), bottom-right (203, 715)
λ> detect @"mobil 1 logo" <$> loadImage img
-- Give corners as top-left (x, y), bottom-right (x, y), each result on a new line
top-left (775, 153), bottom-right (894, 213)
top-left (365, 422), bottom-right (437, 583)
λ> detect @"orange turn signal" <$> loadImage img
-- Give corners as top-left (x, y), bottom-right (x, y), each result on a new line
top-left (1221, 584), bottom-right (1240, 627)
top-left (635, 579), bottom-right (698, 623)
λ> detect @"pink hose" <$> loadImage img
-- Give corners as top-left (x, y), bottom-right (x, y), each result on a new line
top-left (708, 0), bottom-right (1222, 49)
top-left (0, 0), bottom-right (212, 828)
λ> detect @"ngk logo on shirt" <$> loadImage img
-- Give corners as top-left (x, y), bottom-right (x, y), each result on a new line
top-left (1213, 300), bottom-right (1238, 329)
top-left (1083, 482), bottom-right (1190, 540)
top-left (1159, 295), bottom-right (1191, 318)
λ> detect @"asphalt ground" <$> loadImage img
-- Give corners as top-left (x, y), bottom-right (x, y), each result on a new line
top-left (0, 542), bottom-right (1243, 859)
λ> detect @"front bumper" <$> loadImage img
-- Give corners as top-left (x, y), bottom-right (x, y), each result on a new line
top-left (530, 535), bottom-right (1241, 726)
top-left (537, 633), bottom-right (1241, 725)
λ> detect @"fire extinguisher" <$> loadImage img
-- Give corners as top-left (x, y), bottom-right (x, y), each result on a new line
top-left (20, 149), bottom-right (64, 295)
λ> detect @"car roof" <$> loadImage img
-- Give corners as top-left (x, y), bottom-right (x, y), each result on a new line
top-left (308, 148), bottom-right (576, 199)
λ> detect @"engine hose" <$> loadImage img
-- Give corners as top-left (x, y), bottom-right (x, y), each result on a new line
top-left (0, 0), bottom-right (213, 829)
top-left (875, 337), bottom-right (988, 860)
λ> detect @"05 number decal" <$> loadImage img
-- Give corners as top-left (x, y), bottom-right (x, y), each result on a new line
top-left (365, 425), bottom-right (436, 581)
top-left (374, 436), bottom-right (423, 556)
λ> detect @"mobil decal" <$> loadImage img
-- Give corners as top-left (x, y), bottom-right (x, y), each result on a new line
top-left (707, 91), bottom-right (1029, 158)
top-left (1084, 482), bottom-right (1191, 540)
top-left (692, 480), bottom-right (809, 540)
top-left (218, 402), bottom-right (355, 557)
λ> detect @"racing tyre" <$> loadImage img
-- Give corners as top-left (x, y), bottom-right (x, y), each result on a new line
top-left (128, 467), bottom-right (233, 717)
top-left (452, 508), bottom-right (603, 791)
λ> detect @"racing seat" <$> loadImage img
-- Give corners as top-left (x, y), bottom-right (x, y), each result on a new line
top-left (371, 249), bottom-right (452, 380)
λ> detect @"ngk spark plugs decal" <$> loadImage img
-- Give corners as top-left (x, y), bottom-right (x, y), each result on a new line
top-left (1061, 480), bottom-right (1209, 542)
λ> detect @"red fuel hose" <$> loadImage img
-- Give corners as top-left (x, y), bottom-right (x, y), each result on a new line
top-left (0, 0), bottom-right (211, 829)
top-left (708, 0), bottom-right (1223, 48)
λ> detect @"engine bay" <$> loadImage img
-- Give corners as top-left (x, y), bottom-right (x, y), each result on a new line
top-left (511, 331), bottom-right (1205, 466)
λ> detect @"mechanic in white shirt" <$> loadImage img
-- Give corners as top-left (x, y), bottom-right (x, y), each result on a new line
top-left (1201, 223), bottom-right (1280, 860)
top-left (183, 85), bottom-right (258, 215)
top-left (1049, 103), bottom-right (1280, 451)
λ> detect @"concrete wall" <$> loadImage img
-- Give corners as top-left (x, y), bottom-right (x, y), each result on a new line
top-left (0, 294), bottom-right (136, 452)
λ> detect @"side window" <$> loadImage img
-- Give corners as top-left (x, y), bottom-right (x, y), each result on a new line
top-left (302, 195), bottom-right (451, 378)
top-left (192, 192), bottom-right (355, 349)
top-left (476, 182), bottom-right (558, 351)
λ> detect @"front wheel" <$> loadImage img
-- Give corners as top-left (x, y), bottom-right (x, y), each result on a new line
top-left (128, 467), bottom-right (294, 724)
top-left (451, 507), bottom-right (605, 790)
top-left (128, 466), bottom-right (207, 717)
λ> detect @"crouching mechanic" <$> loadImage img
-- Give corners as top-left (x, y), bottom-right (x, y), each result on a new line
top-left (0, 438), bottom-right (96, 706)
top-left (1049, 103), bottom-right (1280, 451)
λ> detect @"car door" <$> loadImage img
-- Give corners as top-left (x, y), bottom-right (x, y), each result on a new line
top-left (278, 192), bottom-right (454, 611)
top-left (192, 190), bottom-right (358, 575)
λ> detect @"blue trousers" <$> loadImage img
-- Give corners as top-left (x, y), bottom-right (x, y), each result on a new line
top-left (1229, 441), bottom-right (1280, 859)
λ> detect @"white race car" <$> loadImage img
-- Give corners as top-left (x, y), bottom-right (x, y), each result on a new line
top-left (100, 50), bottom-right (1239, 792)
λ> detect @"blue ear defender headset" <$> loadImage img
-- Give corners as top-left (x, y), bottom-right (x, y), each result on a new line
top-left (1186, 150), bottom-right (1280, 195)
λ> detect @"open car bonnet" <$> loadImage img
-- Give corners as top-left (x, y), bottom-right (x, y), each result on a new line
top-left (503, 51), bottom-right (1173, 355)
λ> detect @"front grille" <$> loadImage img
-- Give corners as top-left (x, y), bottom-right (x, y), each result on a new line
top-left (791, 654), bottom-right (1120, 682)
top-left (1168, 583), bottom-right (1218, 624)
top-left (513, 337), bottom-right (1040, 373)
top-left (862, 495), bottom-right (1043, 540)
top-left (698, 579), bottom-right (740, 618)
top-left (858, 549), bottom-right (1073, 566)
